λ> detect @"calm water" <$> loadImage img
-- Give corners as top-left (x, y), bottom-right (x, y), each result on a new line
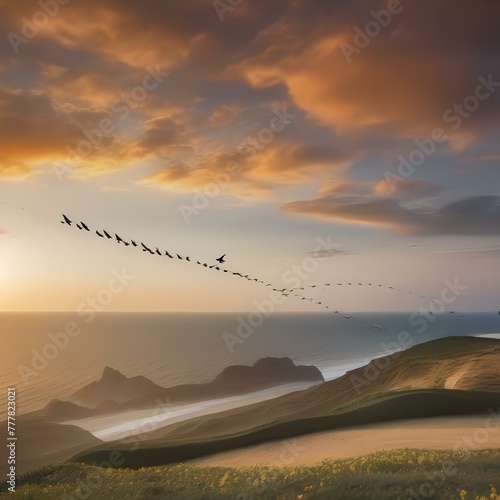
top-left (1, 311), bottom-right (499, 418)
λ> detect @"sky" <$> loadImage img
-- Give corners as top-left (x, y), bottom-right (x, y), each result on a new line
top-left (0, 0), bottom-right (499, 312)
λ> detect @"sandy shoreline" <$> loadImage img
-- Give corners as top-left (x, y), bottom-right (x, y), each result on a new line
top-left (63, 381), bottom-right (319, 441)
top-left (190, 415), bottom-right (500, 466)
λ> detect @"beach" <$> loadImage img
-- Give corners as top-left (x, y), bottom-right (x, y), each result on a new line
top-left (191, 415), bottom-right (500, 466)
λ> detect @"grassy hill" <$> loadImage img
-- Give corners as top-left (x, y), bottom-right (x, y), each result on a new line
top-left (73, 388), bottom-right (500, 468)
top-left (73, 336), bottom-right (500, 467)
top-left (4, 449), bottom-right (499, 499)
top-left (134, 336), bottom-right (500, 444)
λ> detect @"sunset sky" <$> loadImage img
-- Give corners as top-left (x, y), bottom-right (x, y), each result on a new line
top-left (1, 0), bottom-right (499, 312)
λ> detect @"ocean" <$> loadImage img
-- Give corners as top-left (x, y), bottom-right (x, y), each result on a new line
top-left (1, 311), bottom-right (499, 419)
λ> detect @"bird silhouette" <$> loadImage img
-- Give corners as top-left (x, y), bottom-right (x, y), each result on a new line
top-left (177, 254), bottom-right (183, 260)
top-left (216, 254), bottom-right (226, 264)
top-left (186, 256), bottom-right (191, 262)
top-left (96, 230), bottom-right (104, 238)
top-left (76, 223), bottom-right (83, 230)
top-left (141, 242), bottom-right (153, 253)
top-left (115, 234), bottom-right (124, 244)
top-left (165, 251), bottom-right (173, 258)
top-left (155, 248), bottom-right (162, 256)
top-left (131, 240), bottom-right (138, 247)
top-left (81, 222), bottom-right (90, 231)
top-left (203, 263), bottom-right (208, 267)
top-left (103, 230), bottom-right (113, 239)
top-left (61, 214), bottom-right (72, 226)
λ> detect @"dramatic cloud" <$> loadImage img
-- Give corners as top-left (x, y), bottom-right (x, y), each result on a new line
top-left (142, 140), bottom-right (348, 198)
top-left (231, 0), bottom-right (500, 138)
top-left (0, 87), bottom-right (90, 176)
top-left (0, 0), bottom-right (499, 205)
top-left (284, 195), bottom-right (500, 237)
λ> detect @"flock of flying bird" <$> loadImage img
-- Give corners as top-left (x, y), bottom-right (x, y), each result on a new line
top-left (60, 214), bottom-right (273, 283)
top-left (60, 213), bottom-right (466, 326)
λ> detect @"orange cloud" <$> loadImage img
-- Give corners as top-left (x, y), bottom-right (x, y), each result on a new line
top-left (3, 1), bottom-right (203, 70)
top-left (0, 87), bottom-right (191, 179)
top-left (230, 1), bottom-right (500, 138)
top-left (0, 87), bottom-right (85, 175)
top-left (208, 104), bottom-right (245, 127)
top-left (1, 0), bottom-right (498, 203)
top-left (142, 139), bottom-right (348, 198)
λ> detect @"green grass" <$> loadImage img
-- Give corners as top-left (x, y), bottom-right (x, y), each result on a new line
top-left (2, 449), bottom-right (499, 499)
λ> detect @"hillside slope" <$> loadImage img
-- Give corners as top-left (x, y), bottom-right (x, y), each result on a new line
top-left (73, 336), bottom-right (500, 468)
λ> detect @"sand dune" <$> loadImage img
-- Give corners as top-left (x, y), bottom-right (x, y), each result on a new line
top-left (190, 415), bottom-right (500, 466)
